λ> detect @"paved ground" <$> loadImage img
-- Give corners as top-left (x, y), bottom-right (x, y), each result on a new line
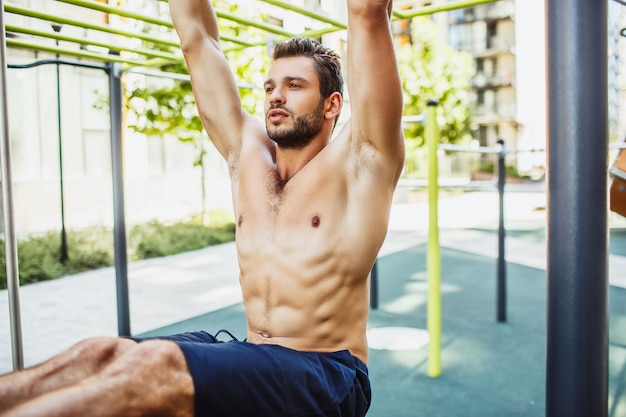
top-left (1, 183), bottom-right (626, 416)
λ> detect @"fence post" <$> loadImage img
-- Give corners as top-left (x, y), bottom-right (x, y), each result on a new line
top-left (107, 61), bottom-right (131, 337)
top-left (0, 0), bottom-right (24, 370)
top-left (370, 260), bottom-right (378, 309)
top-left (496, 138), bottom-right (506, 322)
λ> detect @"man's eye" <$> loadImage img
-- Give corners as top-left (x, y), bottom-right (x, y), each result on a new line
top-left (289, 84), bottom-right (300, 88)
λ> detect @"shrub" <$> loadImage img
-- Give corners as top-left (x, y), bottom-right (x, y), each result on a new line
top-left (0, 214), bottom-right (236, 289)
top-left (130, 220), bottom-right (236, 260)
top-left (0, 228), bottom-right (114, 289)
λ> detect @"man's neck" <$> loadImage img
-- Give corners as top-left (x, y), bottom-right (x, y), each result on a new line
top-left (275, 139), bottom-right (328, 182)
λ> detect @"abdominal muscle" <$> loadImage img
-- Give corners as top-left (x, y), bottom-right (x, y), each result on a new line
top-left (236, 216), bottom-right (373, 364)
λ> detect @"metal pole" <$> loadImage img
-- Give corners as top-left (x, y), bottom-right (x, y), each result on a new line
top-left (426, 100), bottom-right (441, 377)
top-left (546, 1), bottom-right (608, 416)
top-left (370, 260), bottom-right (378, 309)
top-left (0, 0), bottom-right (24, 370)
top-left (496, 138), bottom-right (506, 322)
top-left (107, 61), bottom-right (131, 337)
top-left (53, 24), bottom-right (68, 263)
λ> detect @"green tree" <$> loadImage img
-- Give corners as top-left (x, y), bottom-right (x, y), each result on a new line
top-left (398, 17), bottom-right (475, 175)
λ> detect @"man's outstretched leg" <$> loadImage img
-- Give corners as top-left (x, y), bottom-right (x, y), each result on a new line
top-left (0, 338), bottom-right (194, 417)
top-left (0, 337), bottom-right (137, 410)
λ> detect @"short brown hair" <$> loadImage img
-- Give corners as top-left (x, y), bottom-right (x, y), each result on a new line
top-left (272, 37), bottom-right (343, 100)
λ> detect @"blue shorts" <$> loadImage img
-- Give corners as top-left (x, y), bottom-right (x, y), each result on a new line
top-left (132, 330), bottom-right (371, 417)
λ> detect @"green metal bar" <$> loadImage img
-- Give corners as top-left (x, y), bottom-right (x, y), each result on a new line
top-left (6, 38), bottom-right (150, 66)
top-left (58, 0), bottom-right (294, 38)
top-left (238, 0), bottom-right (475, 46)
top-left (6, 24), bottom-right (178, 61)
top-left (218, 35), bottom-right (257, 48)
top-left (6, 38), bottom-right (181, 70)
top-left (215, 9), bottom-right (295, 38)
top-left (259, 0), bottom-right (346, 29)
top-left (299, 26), bottom-right (344, 40)
top-left (57, 0), bottom-right (173, 28)
top-left (222, 43), bottom-right (261, 54)
top-left (425, 100), bottom-right (442, 378)
top-left (221, 24), bottom-right (341, 53)
top-left (6, 0), bottom-right (502, 69)
top-left (393, 0), bottom-right (502, 20)
top-left (4, 4), bottom-right (179, 48)
top-left (19, 2), bottom-right (255, 48)
top-left (129, 56), bottom-right (181, 70)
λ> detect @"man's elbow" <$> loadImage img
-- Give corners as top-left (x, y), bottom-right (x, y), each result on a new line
top-left (179, 33), bottom-right (220, 60)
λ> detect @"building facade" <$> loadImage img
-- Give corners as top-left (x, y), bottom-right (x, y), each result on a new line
top-left (447, 0), bottom-right (547, 177)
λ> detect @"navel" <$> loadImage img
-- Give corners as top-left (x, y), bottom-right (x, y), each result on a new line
top-left (311, 215), bottom-right (320, 228)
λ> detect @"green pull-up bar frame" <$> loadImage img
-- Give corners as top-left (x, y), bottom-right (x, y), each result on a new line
top-left (5, 0), bottom-right (502, 69)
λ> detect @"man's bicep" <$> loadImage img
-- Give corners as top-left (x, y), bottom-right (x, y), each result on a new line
top-left (347, 24), bottom-right (404, 164)
top-left (186, 40), bottom-right (245, 160)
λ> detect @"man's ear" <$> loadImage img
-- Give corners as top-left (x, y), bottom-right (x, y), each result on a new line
top-left (324, 92), bottom-right (343, 120)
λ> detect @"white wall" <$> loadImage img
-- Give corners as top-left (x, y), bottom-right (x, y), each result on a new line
top-left (514, 0), bottom-right (547, 174)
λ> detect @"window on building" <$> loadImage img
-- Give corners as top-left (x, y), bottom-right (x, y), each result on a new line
top-left (449, 22), bottom-right (485, 53)
top-left (476, 58), bottom-right (484, 73)
top-left (486, 21), bottom-right (497, 49)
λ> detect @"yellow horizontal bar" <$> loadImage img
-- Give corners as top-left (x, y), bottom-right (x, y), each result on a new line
top-left (6, 24), bottom-right (178, 61)
top-left (393, 0), bottom-right (502, 19)
top-left (7, 38), bottom-right (151, 67)
top-left (4, 4), bottom-right (179, 48)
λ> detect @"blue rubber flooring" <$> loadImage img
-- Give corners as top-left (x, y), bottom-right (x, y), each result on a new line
top-left (139, 244), bottom-right (626, 417)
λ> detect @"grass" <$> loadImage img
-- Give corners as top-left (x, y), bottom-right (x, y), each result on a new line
top-left (0, 212), bottom-right (236, 289)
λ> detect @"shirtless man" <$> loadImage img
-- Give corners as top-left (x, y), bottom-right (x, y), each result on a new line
top-left (0, 0), bottom-right (404, 415)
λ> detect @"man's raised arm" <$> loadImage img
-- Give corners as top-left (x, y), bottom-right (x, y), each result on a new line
top-left (346, 0), bottom-right (405, 176)
top-left (169, 0), bottom-right (244, 166)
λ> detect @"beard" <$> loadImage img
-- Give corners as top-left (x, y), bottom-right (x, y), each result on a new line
top-left (266, 99), bottom-right (325, 149)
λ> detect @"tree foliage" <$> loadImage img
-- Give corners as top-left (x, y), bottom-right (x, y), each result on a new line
top-left (398, 17), bottom-right (475, 147)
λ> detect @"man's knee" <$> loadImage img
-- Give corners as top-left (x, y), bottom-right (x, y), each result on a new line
top-left (67, 337), bottom-right (136, 362)
top-left (110, 340), bottom-right (190, 377)
top-left (104, 340), bottom-right (194, 415)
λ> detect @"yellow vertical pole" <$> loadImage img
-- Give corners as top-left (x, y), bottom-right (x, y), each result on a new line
top-left (426, 100), bottom-right (441, 377)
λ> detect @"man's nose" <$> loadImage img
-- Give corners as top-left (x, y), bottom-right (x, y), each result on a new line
top-left (268, 87), bottom-right (284, 104)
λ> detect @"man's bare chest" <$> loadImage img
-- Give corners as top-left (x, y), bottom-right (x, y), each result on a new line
top-left (239, 173), bottom-right (332, 228)
top-left (235, 161), bottom-right (348, 243)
